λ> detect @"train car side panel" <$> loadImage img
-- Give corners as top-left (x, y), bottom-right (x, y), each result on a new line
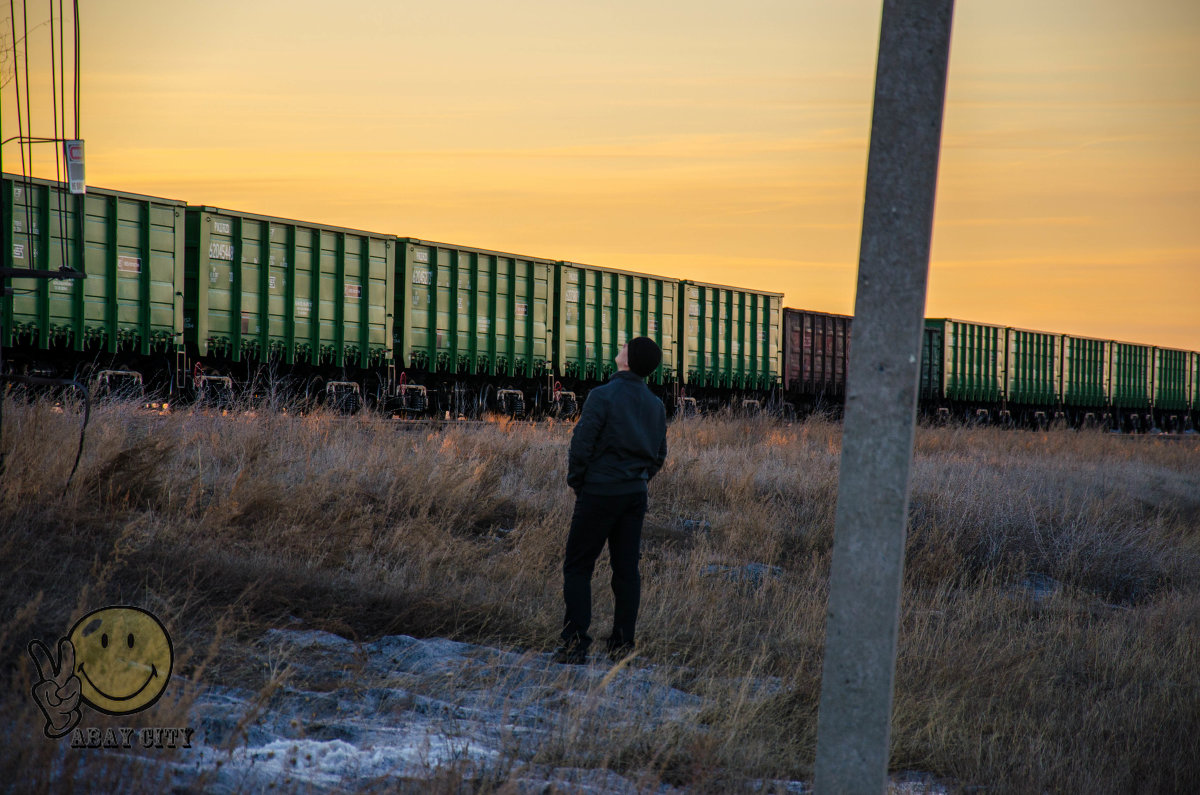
top-left (783, 308), bottom-right (850, 404)
top-left (1153, 347), bottom-right (1189, 411)
top-left (398, 239), bottom-right (552, 377)
top-left (1061, 335), bottom-right (1109, 407)
top-left (555, 262), bottom-right (677, 385)
top-left (1109, 341), bottom-right (1153, 409)
top-left (927, 318), bottom-right (1005, 404)
top-left (680, 280), bottom-right (781, 391)
top-left (186, 207), bottom-right (393, 370)
top-left (920, 322), bottom-right (944, 403)
top-left (4, 174), bottom-right (186, 359)
top-left (1190, 351), bottom-right (1200, 411)
top-left (1006, 327), bottom-right (1062, 406)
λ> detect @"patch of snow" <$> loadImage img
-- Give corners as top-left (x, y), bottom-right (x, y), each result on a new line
top-left (167, 630), bottom-right (703, 792)
top-left (701, 562), bottom-right (786, 587)
top-left (677, 518), bottom-right (712, 534)
top-left (1009, 572), bottom-right (1063, 603)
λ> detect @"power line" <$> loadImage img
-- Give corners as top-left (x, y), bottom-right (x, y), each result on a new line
top-left (8, 0), bottom-right (27, 183)
top-left (49, 0), bottom-right (68, 273)
top-left (73, 0), bottom-right (78, 137)
top-left (22, 0), bottom-right (33, 180)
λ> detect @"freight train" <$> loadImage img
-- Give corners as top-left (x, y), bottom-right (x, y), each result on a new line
top-left (1, 174), bottom-right (782, 418)
top-left (787, 309), bottom-right (1198, 433)
top-left (3, 173), bottom-right (1198, 431)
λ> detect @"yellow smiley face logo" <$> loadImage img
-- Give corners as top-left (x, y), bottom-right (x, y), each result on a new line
top-left (68, 606), bottom-right (173, 715)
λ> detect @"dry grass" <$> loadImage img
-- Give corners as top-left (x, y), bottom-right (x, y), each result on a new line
top-left (1, 399), bottom-right (1198, 792)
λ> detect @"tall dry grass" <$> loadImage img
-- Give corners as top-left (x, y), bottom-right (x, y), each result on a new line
top-left (1, 399), bottom-right (1198, 792)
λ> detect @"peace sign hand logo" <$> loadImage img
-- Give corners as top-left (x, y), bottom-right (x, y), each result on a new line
top-left (28, 638), bottom-right (82, 739)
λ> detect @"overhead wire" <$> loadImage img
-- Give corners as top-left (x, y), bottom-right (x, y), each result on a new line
top-left (1, 0), bottom-right (90, 490)
top-left (9, 0), bottom-right (27, 182)
top-left (58, 0), bottom-right (64, 144)
top-left (62, 0), bottom-right (73, 278)
top-left (72, 0), bottom-right (78, 137)
top-left (1, 134), bottom-right (56, 144)
top-left (22, 0), bottom-right (32, 179)
top-left (58, 1), bottom-right (69, 271)
top-left (50, 0), bottom-right (57, 173)
top-left (51, 0), bottom-right (67, 272)
top-left (21, 0), bottom-right (35, 267)
top-left (61, 0), bottom-right (69, 268)
top-left (17, 0), bottom-right (35, 251)
top-left (2, 0), bottom-right (22, 480)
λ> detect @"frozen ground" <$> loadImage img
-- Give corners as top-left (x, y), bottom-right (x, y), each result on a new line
top-left (173, 629), bottom-right (703, 792)
top-left (150, 629), bottom-right (944, 793)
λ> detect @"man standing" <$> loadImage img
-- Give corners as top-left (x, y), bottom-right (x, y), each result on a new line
top-left (556, 337), bottom-right (668, 664)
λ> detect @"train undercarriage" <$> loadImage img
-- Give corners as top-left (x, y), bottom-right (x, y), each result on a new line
top-left (5, 339), bottom-right (1194, 432)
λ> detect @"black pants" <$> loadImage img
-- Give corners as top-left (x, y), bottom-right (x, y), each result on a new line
top-left (561, 490), bottom-right (648, 651)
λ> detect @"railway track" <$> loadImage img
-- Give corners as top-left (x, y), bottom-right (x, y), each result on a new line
top-left (36, 399), bottom-right (578, 432)
top-left (25, 393), bottom-right (1199, 440)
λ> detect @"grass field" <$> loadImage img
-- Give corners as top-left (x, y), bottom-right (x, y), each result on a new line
top-left (1, 400), bottom-right (1198, 792)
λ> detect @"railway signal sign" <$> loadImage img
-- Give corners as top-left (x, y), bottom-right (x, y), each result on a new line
top-left (64, 140), bottom-right (86, 194)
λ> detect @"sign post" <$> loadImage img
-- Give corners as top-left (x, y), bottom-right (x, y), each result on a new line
top-left (813, 2), bottom-right (955, 793)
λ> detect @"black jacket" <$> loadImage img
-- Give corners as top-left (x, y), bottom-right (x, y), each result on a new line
top-left (567, 371), bottom-right (668, 495)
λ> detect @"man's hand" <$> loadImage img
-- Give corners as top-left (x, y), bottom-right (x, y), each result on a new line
top-left (28, 638), bottom-right (82, 738)
top-left (567, 391), bottom-right (607, 491)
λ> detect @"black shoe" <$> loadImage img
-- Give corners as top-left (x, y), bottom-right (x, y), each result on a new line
top-left (552, 645), bottom-right (588, 665)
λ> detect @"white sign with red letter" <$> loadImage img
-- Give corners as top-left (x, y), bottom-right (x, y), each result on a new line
top-left (64, 140), bottom-right (85, 194)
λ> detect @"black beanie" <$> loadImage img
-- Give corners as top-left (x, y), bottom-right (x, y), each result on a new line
top-left (626, 337), bottom-right (662, 378)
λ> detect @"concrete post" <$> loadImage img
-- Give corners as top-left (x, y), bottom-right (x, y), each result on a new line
top-left (813, 2), bottom-right (955, 793)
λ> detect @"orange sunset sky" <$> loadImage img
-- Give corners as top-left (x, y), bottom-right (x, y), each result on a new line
top-left (4, 0), bottom-right (1198, 350)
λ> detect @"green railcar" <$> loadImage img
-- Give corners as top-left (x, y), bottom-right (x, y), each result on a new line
top-left (679, 279), bottom-right (781, 390)
top-left (1153, 347), bottom-right (1190, 412)
top-left (1005, 327), bottom-right (1062, 405)
top-left (919, 323), bottom-right (944, 402)
top-left (1061, 335), bottom-right (1109, 407)
top-left (554, 262), bottom-right (678, 385)
top-left (397, 239), bottom-right (552, 378)
top-left (185, 207), bottom-right (394, 371)
top-left (1108, 341), bottom-right (1153, 409)
top-left (1191, 351), bottom-right (1200, 411)
top-left (924, 318), bottom-right (1005, 404)
top-left (2, 173), bottom-right (186, 359)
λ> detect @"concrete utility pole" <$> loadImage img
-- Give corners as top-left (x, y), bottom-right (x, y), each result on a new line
top-left (813, 1), bottom-right (955, 793)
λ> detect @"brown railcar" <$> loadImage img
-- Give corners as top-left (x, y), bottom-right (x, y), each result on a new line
top-left (783, 308), bottom-right (851, 411)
